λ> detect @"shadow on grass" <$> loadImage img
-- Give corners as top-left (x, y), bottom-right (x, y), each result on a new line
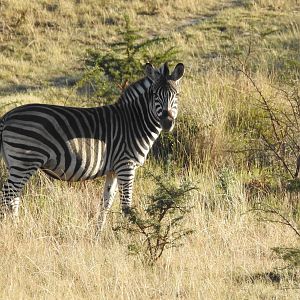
top-left (0, 84), bottom-right (39, 96)
top-left (0, 75), bottom-right (79, 96)
top-left (236, 268), bottom-right (300, 288)
top-left (236, 271), bottom-right (282, 284)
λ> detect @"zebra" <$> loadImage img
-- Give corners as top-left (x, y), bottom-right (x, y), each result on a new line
top-left (0, 62), bottom-right (185, 231)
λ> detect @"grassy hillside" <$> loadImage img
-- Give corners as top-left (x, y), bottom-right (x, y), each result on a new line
top-left (1, 0), bottom-right (300, 299)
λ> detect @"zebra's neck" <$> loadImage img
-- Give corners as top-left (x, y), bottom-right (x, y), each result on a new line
top-left (116, 78), bottom-right (161, 165)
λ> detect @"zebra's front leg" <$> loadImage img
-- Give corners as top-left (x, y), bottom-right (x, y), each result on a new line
top-left (116, 164), bottom-right (136, 216)
top-left (96, 171), bottom-right (118, 233)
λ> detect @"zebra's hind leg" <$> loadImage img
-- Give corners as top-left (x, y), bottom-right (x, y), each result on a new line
top-left (96, 171), bottom-right (118, 234)
top-left (0, 166), bottom-right (39, 220)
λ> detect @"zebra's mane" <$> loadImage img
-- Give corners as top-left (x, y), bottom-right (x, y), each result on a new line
top-left (117, 77), bottom-right (152, 104)
top-left (116, 63), bottom-right (172, 104)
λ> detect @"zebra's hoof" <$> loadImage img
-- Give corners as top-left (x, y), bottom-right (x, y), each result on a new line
top-left (122, 207), bottom-right (138, 223)
top-left (122, 206), bottom-right (132, 216)
top-left (0, 208), bottom-right (9, 222)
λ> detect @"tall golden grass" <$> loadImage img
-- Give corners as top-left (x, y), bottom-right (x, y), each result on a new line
top-left (0, 170), bottom-right (299, 299)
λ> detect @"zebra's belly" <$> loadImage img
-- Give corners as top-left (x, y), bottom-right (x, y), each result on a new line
top-left (42, 138), bottom-right (108, 181)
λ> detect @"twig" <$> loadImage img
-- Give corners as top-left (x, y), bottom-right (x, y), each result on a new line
top-left (250, 205), bottom-right (300, 239)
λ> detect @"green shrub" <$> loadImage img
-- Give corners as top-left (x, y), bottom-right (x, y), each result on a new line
top-left (114, 174), bottom-right (196, 265)
top-left (272, 247), bottom-right (300, 268)
top-left (79, 15), bottom-right (179, 105)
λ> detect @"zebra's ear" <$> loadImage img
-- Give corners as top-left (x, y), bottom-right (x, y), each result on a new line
top-left (170, 63), bottom-right (185, 82)
top-left (161, 62), bottom-right (170, 77)
top-left (145, 63), bottom-right (160, 81)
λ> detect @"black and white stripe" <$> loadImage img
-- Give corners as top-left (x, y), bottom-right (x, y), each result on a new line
top-left (0, 62), bottom-right (184, 230)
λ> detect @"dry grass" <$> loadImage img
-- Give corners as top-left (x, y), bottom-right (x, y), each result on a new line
top-left (0, 171), bottom-right (299, 299)
top-left (1, 0), bottom-right (300, 299)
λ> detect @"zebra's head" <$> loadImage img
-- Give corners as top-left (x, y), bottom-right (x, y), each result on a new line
top-left (145, 62), bottom-right (185, 132)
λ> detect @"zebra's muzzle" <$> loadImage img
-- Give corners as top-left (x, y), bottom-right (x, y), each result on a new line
top-left (160, 111), bottom-right (175, 131)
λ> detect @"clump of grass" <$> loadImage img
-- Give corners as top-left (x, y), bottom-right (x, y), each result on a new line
top-left (251, 204), bottom-right (300, 268)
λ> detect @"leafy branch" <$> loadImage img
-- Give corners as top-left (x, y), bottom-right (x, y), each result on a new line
top-left (114, 174), bottom-right (196, 265)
